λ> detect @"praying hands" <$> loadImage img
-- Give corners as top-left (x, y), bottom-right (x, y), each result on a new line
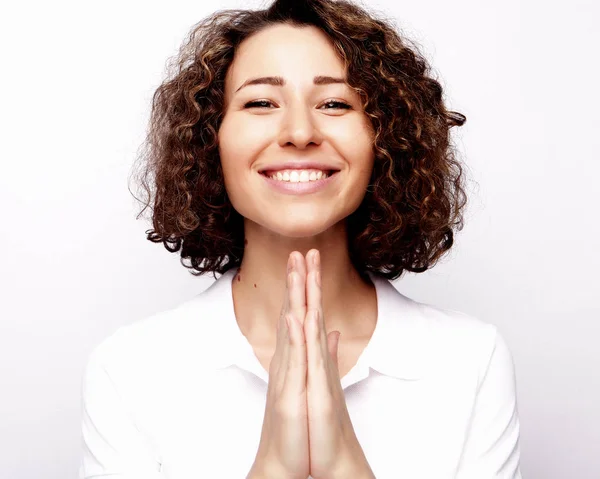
top-left (248, 249), bottom-right (376, 479)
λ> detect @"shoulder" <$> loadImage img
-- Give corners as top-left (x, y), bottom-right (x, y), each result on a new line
top-left (382, 282), bottom-right (514, 383)
top-left (413, 299), bottom-right (515, 384)
top-left (381, 279), bottom-right (503, 354)
top-left (419, 302), bottom-right (499, 348)
top-left (79, 291), bottom-right (227, 441)
top-left (84, 291), bottom-right (220, 381)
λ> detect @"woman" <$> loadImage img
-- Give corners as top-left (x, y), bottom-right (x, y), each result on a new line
top-left (80, 0), bottom-right (523, 478)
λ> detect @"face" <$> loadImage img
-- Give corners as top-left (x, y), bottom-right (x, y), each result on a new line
top-left (218, 23), bottom-right (375, 238)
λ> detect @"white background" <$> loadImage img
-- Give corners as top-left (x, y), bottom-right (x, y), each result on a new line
top-left (1, 0), bottom-right (598, 477)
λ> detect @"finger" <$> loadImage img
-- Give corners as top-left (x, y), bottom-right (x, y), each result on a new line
top-left (273, 258), bottom-right (294, 393)
top-left (327, 331), bottom-right (341, 372)
top-left (305, 249), bottom-right (327, 354)
top-left (306, 309), bottom-right (328, 390)
top-left (288, 251), bottom-right (307, 328)
top-left (282, 312), bottom-right (308, 396)
top-left (280, 270), bottom-right (294, 364)
top-left (275, 257), bottom-right (293, 356)
top-left (305, 249), bottom-right (319, 316)
top-left (280, 254), bottom-right (303, 375)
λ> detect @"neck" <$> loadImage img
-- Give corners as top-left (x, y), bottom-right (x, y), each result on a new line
top-left (231, 219), bottom-right (376, 347)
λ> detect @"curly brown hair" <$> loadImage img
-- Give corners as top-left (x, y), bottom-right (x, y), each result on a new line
top-left (129, 0), bottom-right (469, 281)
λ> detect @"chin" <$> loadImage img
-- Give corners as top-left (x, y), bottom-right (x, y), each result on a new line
top-left (239, 206), bottom-right (350, 239)
top-left (272, 224), bottom-right (333, 239)
top-left (251, 217), bottom-right (342, 239)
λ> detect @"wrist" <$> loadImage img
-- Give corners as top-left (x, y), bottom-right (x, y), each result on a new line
top-left (246, 461), bottom-right (269, 479)
top-left (330, 466), bottom-right (375, 479)
top-left (246, 460), bottom-right (297, 479)
top-left (329, 452), bottom-right (376, 479)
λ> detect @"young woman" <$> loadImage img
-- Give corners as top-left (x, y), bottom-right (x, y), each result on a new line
top-left (80, 1), bottom-right (523, 478)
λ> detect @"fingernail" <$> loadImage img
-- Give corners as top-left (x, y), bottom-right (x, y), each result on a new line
top-left (288, 255), bottom-right (295, 273)
top-left (313, 251), bottom-right (318, 267)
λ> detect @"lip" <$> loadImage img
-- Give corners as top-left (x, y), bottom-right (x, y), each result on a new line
top-left (260, 170), bottom-right (340, 195)
top-left (258, 160), bottom-right (340, 174)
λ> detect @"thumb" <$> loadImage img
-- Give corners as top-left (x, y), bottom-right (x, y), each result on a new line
top-left (327, 331), bottom-right (342, 370)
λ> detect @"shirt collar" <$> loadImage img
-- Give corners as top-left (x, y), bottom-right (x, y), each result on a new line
top-left (193, 267), bottom-right (432, 383)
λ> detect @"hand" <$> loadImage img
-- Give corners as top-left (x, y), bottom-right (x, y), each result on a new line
top-left (300, 249), bottom-right (376, 479)
top-left (248, 253), bottom-right (310, 479)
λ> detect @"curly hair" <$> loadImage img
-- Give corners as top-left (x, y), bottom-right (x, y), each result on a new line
top-left (129, 0), bottom-right (469, 281)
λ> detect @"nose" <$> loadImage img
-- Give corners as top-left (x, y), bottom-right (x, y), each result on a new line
top-left (277, 100), bottom-right (324, 149)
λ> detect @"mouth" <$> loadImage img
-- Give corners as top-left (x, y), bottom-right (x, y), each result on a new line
top-left (259, 168), bottom-right (340, 194)
top-left (259, 169), bottom-right (340, 178)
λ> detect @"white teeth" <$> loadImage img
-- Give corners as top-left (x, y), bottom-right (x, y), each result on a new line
top-left (269, 170), bottom-right (329, 182)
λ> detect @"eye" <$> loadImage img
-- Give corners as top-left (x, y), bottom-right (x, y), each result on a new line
top-left (244, 100), bottom-right (274, 109)
top-left (243, 99), bottom-right (352, 110)
top-left (320, 100), bottom-right (352, 110)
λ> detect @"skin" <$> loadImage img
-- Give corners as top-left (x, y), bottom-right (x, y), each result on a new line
top-left (218, 23), bottom-right (377, 372)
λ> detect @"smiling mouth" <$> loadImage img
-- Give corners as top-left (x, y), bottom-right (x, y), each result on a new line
top-left (259, 169), bottom-right (339, 177)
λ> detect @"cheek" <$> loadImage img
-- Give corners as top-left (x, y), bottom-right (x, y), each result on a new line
top-left (217, 117), bottom-right (263, 208)
top-left (219, 114), bottom-right (273, 161)
top-left (336, 125), bottom-right (375, 210)
top-left (328, 121), bottom-right (375, 174)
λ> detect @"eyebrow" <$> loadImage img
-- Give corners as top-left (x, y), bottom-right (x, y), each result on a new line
top-left (234, 75), bottom-right (347, 93)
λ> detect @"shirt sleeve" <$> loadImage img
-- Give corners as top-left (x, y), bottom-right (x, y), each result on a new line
top-left (455, 326), bottom-right (523, 479)
top-left (79, 344), bottom-right (165, 479)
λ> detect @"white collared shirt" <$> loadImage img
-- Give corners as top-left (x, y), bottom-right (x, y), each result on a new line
top-left (79, 267), bottom-right (522, 478)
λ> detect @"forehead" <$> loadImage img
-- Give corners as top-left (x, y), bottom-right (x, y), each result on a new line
top-left (225, 24), bottom-right (346, 92)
